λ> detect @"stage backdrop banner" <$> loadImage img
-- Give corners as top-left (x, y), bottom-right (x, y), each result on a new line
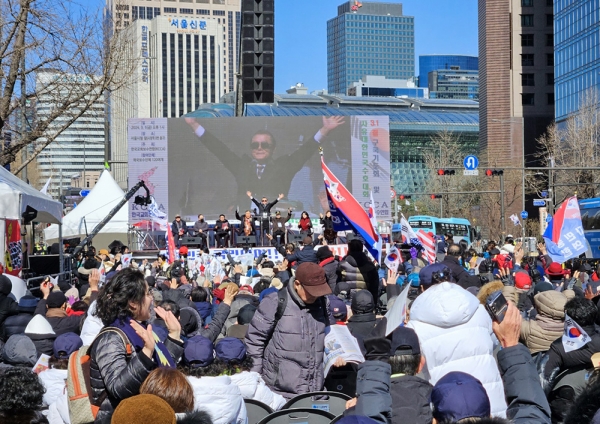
top-left (128, 116), bottom-right (390, 224)
top-left (128, 118), bottom-right (169, 223)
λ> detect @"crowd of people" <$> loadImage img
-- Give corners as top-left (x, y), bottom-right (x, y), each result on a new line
top-left (3, 228), bottom-right (600, 424)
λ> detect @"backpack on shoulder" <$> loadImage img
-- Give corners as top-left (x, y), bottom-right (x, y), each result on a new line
top-left (66, 327), bottom-right (132, 424)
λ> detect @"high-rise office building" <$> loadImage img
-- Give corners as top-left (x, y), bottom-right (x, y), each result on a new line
top-left (418, 55), bottom-right (478, 88)
top-left (554, 0), bottom-right (600, 124)
top-left (478, 0), bottom-right (554, 167)
top-left (105, 0), bottom-right (240, 94)
top-left (428, 68), bottom-right (479, 100)
top-left (110, 15), bottom-right (223, 187)
top-left (35, 70), bottom-right (106, 199)
top-left (327, 1), bottom-right (415, 95)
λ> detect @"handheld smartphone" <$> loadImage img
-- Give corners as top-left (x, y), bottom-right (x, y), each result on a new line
top-left (485, 291), bottom-right (508, 323)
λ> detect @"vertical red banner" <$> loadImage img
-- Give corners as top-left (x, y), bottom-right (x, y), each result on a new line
top-left (5, 219), bottom-right (22, 276)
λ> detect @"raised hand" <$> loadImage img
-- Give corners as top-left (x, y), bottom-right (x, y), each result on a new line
top-left (278, 193), bottom-right (284, 200)
top-left (537, 242), bottom-right (547, 255)
top-left (89, 269), bottom-right (101, 291)
top-left (130, 320), bottom-right (156, 359)
top-left (223, 285), bottom-right (237, 305)
top-left (184, 117), bottom-right (200, 132)
top-left (246, 191), bottom-right (252, 198)
top-left (492, 302), bottom-right (522, 348)
top-left (321, 116), bottom-right (345, 136)
top-left (155, 306), bottom-right (181, 341)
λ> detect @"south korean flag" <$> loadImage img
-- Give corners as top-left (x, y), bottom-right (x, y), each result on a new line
top-left (562, 314), bottom-right (591, 353)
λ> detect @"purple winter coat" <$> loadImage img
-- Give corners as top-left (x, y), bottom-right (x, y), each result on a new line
top-left (245, 283), bottom-right (329, 399)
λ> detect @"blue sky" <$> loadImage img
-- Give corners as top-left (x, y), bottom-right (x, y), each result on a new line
top-left (275, 0), bottom-right (478, 93)
top-left (84, 0), bottom-right (478, 94)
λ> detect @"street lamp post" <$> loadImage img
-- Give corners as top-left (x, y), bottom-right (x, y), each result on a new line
top-left (491, 117), bottom-right (525, 239)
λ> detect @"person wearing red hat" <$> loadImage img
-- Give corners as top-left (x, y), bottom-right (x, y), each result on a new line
top-left (545, 262), bottom-right (570, 290)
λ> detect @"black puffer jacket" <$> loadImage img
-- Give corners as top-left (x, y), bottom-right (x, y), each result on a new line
top-left (0, 293), bottom-right (17, 329)
top-left (319, 257), bottom-right (340, 292)
top-left (90, 328), bottom-right (184, 423)
top-left (338, 252), bottom-right (379, 302)
top-left (1, 312), bottom-right (33, 341)
top-left (390, 375), bottom-right (433, 424)
top-left (347, 313), bottom-right (378, 341)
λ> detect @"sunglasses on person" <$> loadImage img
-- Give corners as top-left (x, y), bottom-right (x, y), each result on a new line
top-left (251, 141), bottom-right (273, 150)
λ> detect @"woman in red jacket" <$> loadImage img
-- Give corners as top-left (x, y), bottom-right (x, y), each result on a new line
top-left (298, 211), bottom-right (313, 237)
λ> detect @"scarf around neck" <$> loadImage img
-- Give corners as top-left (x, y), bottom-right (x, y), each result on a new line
top-left (110, 317), bottom-right (176, 368)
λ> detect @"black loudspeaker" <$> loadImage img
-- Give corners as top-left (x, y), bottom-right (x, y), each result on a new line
top-left (182, 237), bottom-right (204, 246)
top-left (237, 235), bottom-right (256, 245)
top-left (289, 233), bottom-right (304, 243)
top-left (241, 0), bottom-right (274, 103)
top-left (22, 205), bottom-right (38, 225)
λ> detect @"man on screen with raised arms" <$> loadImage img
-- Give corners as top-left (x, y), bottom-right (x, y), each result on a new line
top-left (184, 116), bottom-right (344, 208)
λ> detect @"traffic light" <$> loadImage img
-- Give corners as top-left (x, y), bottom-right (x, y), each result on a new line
top-left (399, 195), bottom-right (412, 200)
top-left (430, 194), bottom-right (442, 199)
top-left (485, 169), bottom-right (504, 177)
top-left (437, 169), bottom-right (456, 176)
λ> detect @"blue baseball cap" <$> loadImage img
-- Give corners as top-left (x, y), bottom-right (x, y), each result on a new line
top-left (327, 295), bottom-right (348, 321)
top-left (215, 337), bottom-right (246, 362)
top-left (53, 332), bottom-right (83, 359)
top-left (431, 372), bottom-right (490, 422)
top-left (183, 335), bottom-right (214, 367)
top-left (419, 263), bottom-right (454, 286)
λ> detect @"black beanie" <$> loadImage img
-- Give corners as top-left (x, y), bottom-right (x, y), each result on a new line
top-left (316, 246), bottom-right (334, 261)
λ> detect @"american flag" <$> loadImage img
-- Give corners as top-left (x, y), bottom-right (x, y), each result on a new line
top-left (417, 230), bottom-right (436, 264)
top-left (400, 216), bottom-right (421, 248)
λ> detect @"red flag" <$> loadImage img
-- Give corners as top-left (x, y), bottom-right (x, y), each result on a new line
top-left (322, 156), bottom-right (379, 260)
top-left (166, 228), bottom-right (176, 264)
top-left (417, 230), bottom-right (436, 264)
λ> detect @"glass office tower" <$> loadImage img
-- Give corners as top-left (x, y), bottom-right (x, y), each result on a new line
top-left (327, 1), bottom-right (415, 95)
top-left (554, 0), bottom-right (600, 123)
top-left (418, 55), bottom-right (478, 88)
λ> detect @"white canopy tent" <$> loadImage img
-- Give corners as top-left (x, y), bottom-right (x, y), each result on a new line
top-left (0, 166), bottom-right (63, 224)
top-left (44, 170), bottom-right (129, 248)
top-left (0, 166), bottom-right (63, 299)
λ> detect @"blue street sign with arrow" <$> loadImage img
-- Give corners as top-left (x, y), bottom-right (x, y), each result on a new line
top-left (463, 155), bottom-right (479, 170)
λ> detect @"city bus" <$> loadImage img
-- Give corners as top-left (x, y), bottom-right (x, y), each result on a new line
top-left (578, 198), bottom-right (600, 256)
top-left (392, 216), bottom-right (475, 246)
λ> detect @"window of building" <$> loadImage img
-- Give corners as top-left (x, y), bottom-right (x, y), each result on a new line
top-left (180, 8), bottom-right (193, 14)
top-left (546, 33), bottom-right (554, 46)
top-left (521, 54), bottom-right (534, 66)
top-left (546, 14), bottom-right (553, 26)
top-left (521, 34), bottom-right (534, 47)
top-left (521, 14), bottom-right (534, 27)
top-left (546, 73), bottom-right (554, 85)
top-left (164, 7), bottom-right (177, 13)
top-left (522, 73), bottom-right (535, 86)
top-left (213, 10), bottom-right (225, 16)
top-left (547, 53), bottom-right (554, 66)
top-left (547, 93), bottom-right (555, 105)
top-left (116, 4), bottom-right (129, 10)
top-left (521, 0), bottom-right (533, 6)
top-left (522, 93), bottom-right (535, 105)
top-left (197, 9), bottom-right (210, 15)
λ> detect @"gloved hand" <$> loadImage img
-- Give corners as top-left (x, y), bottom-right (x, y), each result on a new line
top-left (363, 336), bottom-right (391, 363)
top-left (410, 247), bottom-right (418, 260)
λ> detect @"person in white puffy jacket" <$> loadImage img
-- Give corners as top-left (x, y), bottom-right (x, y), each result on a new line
top-left (178, 335), bottom-right (247, 424)
top-left (215, 337), bottom-right (286, 411)
top-left (406, 268), bottom-right (508, 418)
top-left (38, 332), bottom-right (84, 424)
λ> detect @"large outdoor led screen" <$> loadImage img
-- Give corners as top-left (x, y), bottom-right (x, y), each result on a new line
top-left (128, 116), bottom-right (390, 222)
